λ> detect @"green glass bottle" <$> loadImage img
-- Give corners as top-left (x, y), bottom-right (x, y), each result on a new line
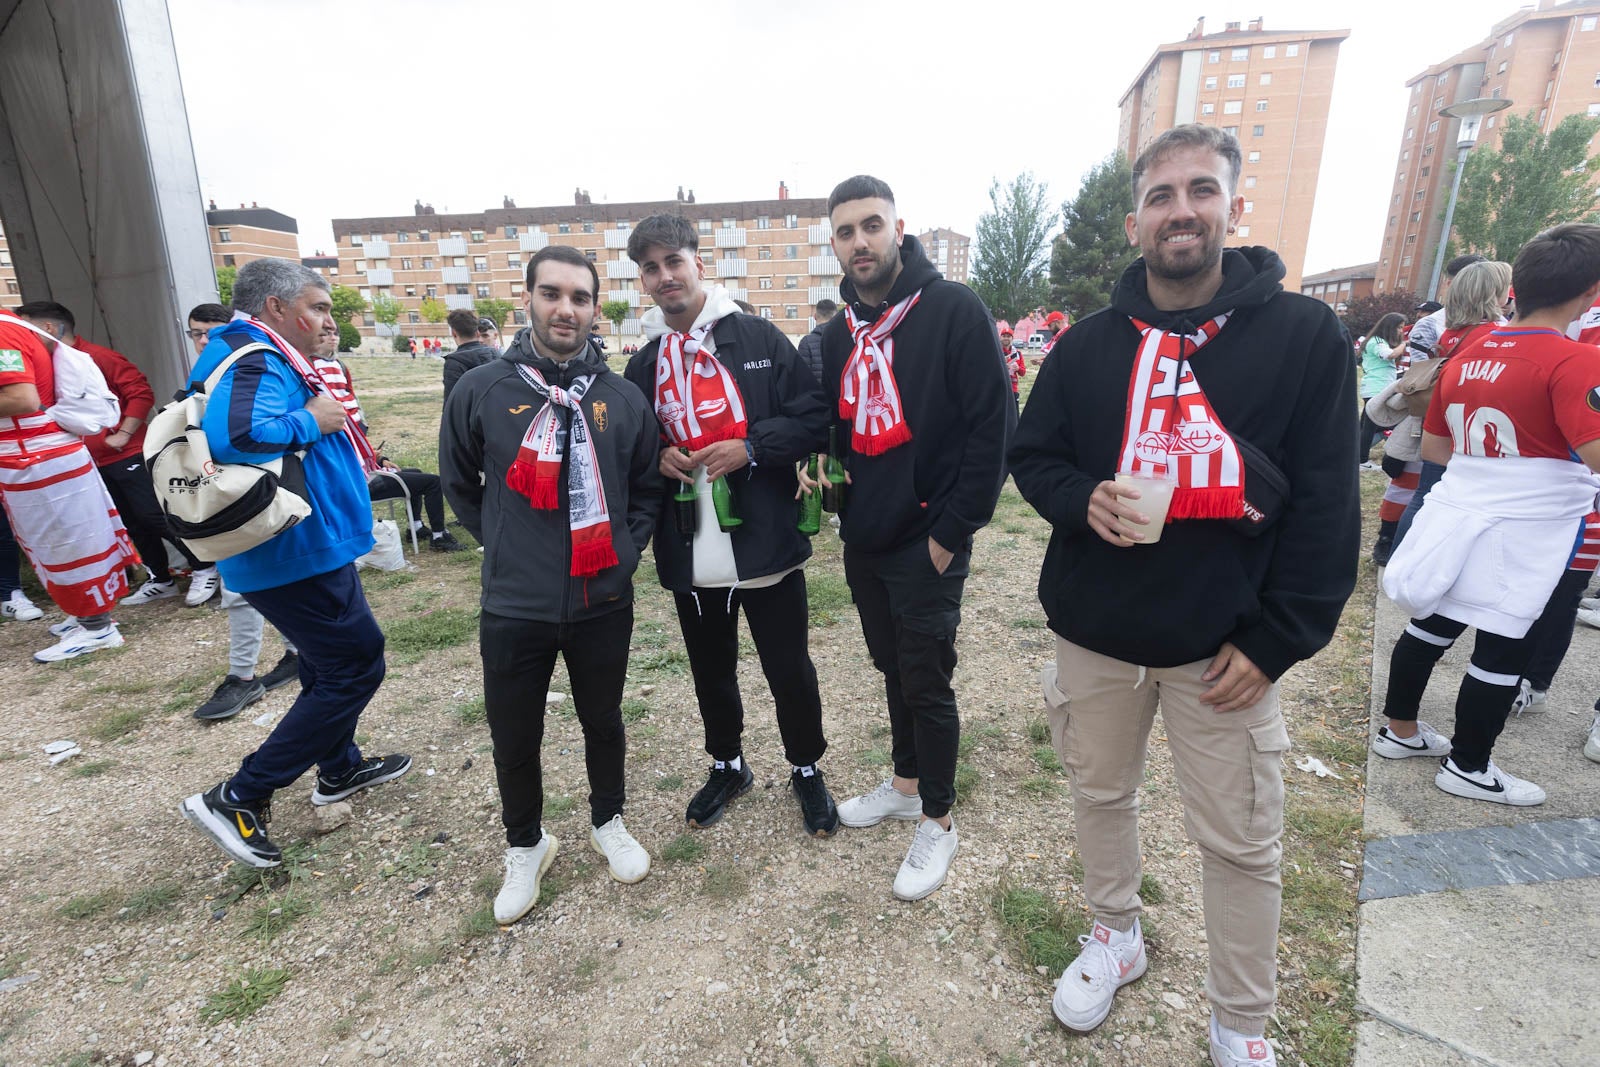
top-left (797, 454), bottom-right (822, 535)
top-left (711, 475), bottom-right (742, 532)
top-left (821, 426), bottom-right (847, 514)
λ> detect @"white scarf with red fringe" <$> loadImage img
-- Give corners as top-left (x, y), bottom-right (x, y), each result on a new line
top-left (840, 290), bottom-right (921, 455)
top-left (239, 314), bottom-right (379, 474)
top-left (506, 363), bottom-right (617, 577)
top-left (1118, 313), bottom-right (1244, 522)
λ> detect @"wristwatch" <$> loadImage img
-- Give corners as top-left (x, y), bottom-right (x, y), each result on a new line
top-left (744, 439), bottom-right (757, 467)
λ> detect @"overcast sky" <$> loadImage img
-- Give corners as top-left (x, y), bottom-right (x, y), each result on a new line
top-left (168, 0), bottom-right (1527, 276)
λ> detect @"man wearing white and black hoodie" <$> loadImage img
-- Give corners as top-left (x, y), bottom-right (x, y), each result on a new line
top-left (1009, 126), bottom-right (1358, 1066)
top-left (440, 245), bottom-right (662, 927)
top-left (818, 176), bottom-right (1015, 902)
top-left (622, 214), bottom-right (838, 839)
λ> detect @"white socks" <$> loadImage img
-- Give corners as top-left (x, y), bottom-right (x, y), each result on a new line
top-left (713, 756), bottom-right (743, 772)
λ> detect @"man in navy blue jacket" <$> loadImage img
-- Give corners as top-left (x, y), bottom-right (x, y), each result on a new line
top-left (179, 258), bottom-right (410, 869)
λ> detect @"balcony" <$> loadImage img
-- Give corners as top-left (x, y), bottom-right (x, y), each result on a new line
top-left (519, 231), bottom-right (549, 252)
top-left (606, 290), bottom-right (641, 307)
top-left (374, 323), bottom-right (399, 337)
top-left (444, 294), bottom-right (474, 310)
top-left (364, 268), bottom-right (394, 286)
top-left (808, 284), bottom-right (840, 305)
top-left (360, 239), bottom-right (390, 259)
top-left (621, 318), bottom-right (642, 334)
top-left (714, 258), bottom-right (748, 278)
top-left (807, 224), bottom-right (831, 244)
top-left (437, 236), bottom-right (467, 256)
top-left (606, 258), bottom-right (639, 279)
top-left (808, 254), bottom-right (840, 276)
top-left (714, 228), bottom-right (747, 249)
top-left (604, 228), bottom-right (632, 249)
top-left (724, 287), bottom-right (749, 302)
top-left (441, 266), bottom-right (470, 285)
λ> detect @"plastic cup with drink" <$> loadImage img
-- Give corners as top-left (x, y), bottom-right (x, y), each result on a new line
top-left (1113, 464), bottom-right (1177, 544)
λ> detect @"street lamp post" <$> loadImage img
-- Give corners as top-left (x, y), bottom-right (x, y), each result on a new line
top-left (1427, 96), bottom-right (1513, 300)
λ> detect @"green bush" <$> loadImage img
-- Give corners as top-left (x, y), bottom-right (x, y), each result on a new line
top-left (391, 334), bottom-right (411, 354)
top-left (337, 322), bottom-right (360, 352)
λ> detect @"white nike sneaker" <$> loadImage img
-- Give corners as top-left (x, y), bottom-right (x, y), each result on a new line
top-left (1209, 1014), bottom-right (1277, 1065)
top-left (34, 623), bottom-right (124, 662)
top-left (1509, 680), bottom-right (1548, 716)
top-left (837, 779), bottom-right (922, 828)
top-left (185, 567), bottom-right (221, 607)
top-left (121, 579), bottom-right (178, 606)
top-left (1584, 712), bottom-right (1600, 764)
top-left (493, 832), bottom-right (558, 926)
top-left (1371, 721), bottom-right (1451, 759)
top-left (1434, 757), bottom-right (1546, 806)
top-left (1052, 919), bottom-right (1147, 1032)
top-left (590, 815), bottom-right (650, 883)
top-left (1, 589), bottom-right (42, 621)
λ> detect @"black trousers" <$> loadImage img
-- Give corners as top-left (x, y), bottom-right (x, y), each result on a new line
top-left (480, 607), bottom-right (631, 847)
top-left (1521, 567), bottom-right (1591, 691)
top-left (1357, 409), bottom-right (1384, 463)
top-left (98, 456), bottom-right (201, 580)
top-left (1381, 612), bottom-right (1536, 773)
top-left (844, 537), bottom-right (970, 819)
top-left (672, 570), bottom-right (827, 768)
top-left (368, 468), bottom-right (446, 530)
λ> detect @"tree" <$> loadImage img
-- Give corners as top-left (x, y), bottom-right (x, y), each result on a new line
top-left (600, 299), bottom-right (631, 338)
top-left (419, 297), bottom-right (448, 324)
top-left (968, 173), bottom-right (1057, 321)
top-left (1340, 290), bottom-right (1421, 341)
top-left (1450, 111), bottom-right (1600, 263)
top-left (337, 321), bottom-right (360, 352)
top-left (215, 265), bottom-right (236, 307)
top-left (329, 285), bottom-right (367, 328)
top-left (370, 293), bottom-right (404, 334)
top-left (1050, 153), bottom-right (1139, 320)
top-left (475, 298), bottom-right (514, 329)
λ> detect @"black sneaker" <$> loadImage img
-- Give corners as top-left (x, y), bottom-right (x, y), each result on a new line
top-left (1371, 535), bottom-right (1395, 566)
top-left (429, 530), bottom-right (468, 552)
top-left (685, 761), bottom-right (754, 828)
top-left (790, 766), bottom-right (839, 837)
top-left (192, 675), bottom-right (266, 721)
top-left (310, 753), bottom-right (413, 806)
top-left (258, 651), bottom-right (301, 692)
top-left (179, 782), bottom-right (281, 867)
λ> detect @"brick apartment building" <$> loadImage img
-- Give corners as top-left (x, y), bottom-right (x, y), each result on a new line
top-left (917, 228), bottom-right (971, 284)
top-left (206, 202), bottom-right (299, 271)
top-left (1118, 16), bottom-right (1348, 290)
top-left (1376, 0), bottom-right (1600, 296)
top-left (331, 185), bottom-right (842, 342)
top-left (1300, 262), bottom-right (1377, 310)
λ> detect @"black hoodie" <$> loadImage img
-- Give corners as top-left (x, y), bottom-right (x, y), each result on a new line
top-left (438, 335), bottom-right (661, 623)
top-left (819, 234), bottom-right (1015, 554)
top-left (1008, 247), bottom-right (1359, 680)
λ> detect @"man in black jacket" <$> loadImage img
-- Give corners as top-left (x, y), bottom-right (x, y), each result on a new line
top-left (817, 176), bottom-right (1014, 902)
top-left (440, 245), bottom-right (662, 927)
top-left (442, 308), bottom-right (496, 400)
top-left (1009, 125), bottom-right (1358, 1065)
top-left (622, 214), bottom-right (838, 838)
top-left (796, 298), bottom-right (835, 385)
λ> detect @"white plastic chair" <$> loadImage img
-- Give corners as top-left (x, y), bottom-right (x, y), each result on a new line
top-left (369, 469), bottom-right (420, 554)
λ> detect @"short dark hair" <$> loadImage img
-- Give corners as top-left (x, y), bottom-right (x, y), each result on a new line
top-left (526, 245), bottom-right (600, 301)
top-left (1130, 124), bottom-right (1243, 201)
top-left (733, 300), bottom-right (757, 315)
top-left (15, 300), bottom-right (74, 333)
top-left (1445, 253), bottom-right (1486, 279)
top-left (828, 175), bottom-right (895, 216)
top-left (478, 317), bottom-right (497, 333)
top-left (188, 302), bottom-right (231, 325)
top-left (814, 298), bottom-right (837, 319)
top-left (626, 214), bottom-right (699, 264)
top-left (446, 308), bottom-right (480, 340)
top-left (1510, 223), bottom-right (1600, 317)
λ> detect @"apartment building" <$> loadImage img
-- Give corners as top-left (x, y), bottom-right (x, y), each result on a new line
top-left (917, 228), bottom-right (971, 284)
top-left (206, 202), bottom-right (298, 271)
top-left (331, 187), bottom-right (841, 342)
top-left (1300, 262), bottom-right (1377, 309)
top-left (1118, 16), bottom-right (1348, 289)
top-left (1376, 0), bottom-right (1600, 296)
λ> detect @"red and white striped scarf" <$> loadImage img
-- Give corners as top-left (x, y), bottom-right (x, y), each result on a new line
top-left (840, 290), bottom-right (921, 455)
top-left (312, 356), bottom-right (367, 427)
top-left (1117, 314), bottom-right (1243, 522)
top-left (653, 319), bottom-right (745, 449)
top-left (243, 316), bottom-right (379, 474)
top-left (507, 363), bottom-right (617, 577)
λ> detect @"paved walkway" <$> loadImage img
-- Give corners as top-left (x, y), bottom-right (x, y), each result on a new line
top-left (1355, 587), bottom-right (1600, 1067)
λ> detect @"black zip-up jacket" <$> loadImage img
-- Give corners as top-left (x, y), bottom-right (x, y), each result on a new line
top-left (443, 340), bottom-right (496, 401)
top-left (819, 234), bottom-right (1015, 554)
top-left (439, 337), bottom-right (660, 623)
top-left (624, 311), bottom-right (828, 592)
top-left (1008, 247), bottom-right (1359, 680)
top-left (796, 322), bottom-right (826, 385)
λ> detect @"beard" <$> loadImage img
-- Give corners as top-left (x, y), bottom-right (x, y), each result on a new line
top-left (531, 316), bottom-right (589, 359)
top-left (1144, 226), bottom-right (1227, 282)
top-left (849, 245), bottom-right (901, 295)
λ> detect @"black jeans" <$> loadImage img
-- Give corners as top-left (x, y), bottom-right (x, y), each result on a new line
top-left (672, 570), bottom-right (827, 768)
top-left (0, 508), bottom-right (18, 597)
top-left (1381, 612), bottom-right (1536, 773)
top-left (1357, 409), bottom-right (1384, 463)
top-left (1521, 567), bottom-right (1591, 691)
top-left (844, 537), bottom-right (970, 819)
top-left (368, 469), bottom-right (446, 530)
top-left (98, 455), bottom-right (201, 580)
top-left (480, 607), bottom-right (632, 847)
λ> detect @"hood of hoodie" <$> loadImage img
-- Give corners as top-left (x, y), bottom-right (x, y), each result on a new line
top-left (1110, 246), bottom-right (1285, 333)
top-left (640, 284), bottom-right (742, 342)
top-left (839, 233), bottom-right (942, 310)
top-left (503, 327), bottom-right (611, 380)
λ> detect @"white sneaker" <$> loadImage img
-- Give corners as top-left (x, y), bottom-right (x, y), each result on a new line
top-left (1510, 680), bottom-right (1548, 716)
top-left (1435, 757), bottom-right (1546, 806)
top-left (1209, 1014), bottom-right (1276, 1065)
top-left (1576, 606), bottom-right (1600, 630)
top-left (49, 616), bottom-right (79, 637)
top-left (1584, 713), bottom-right (1600, 764)
top-left (892, 818), bottom-right (958, 901)
top-left (34, 623), bottom-right (124, 663)
top-left (121, 579), bottom-right (178, 606)
top-left (493, 832), bottom-right (558, 926)
top-left (1358, 461), bottom-right (1381, 472)
top-left (1371, 721), bottom-right (1451, 759)
top-left (184, 567), bottom-right (220, 607)
top-left (1, 589), bottom-right (42, 621)
top-left (837, 779), bottom-right (922, 828)
top-left (589, 814), bottom-right (650, 884)
top-left (1051, 919), bottom-right (1147, 1032)
top-left (1579, 596), bottom-right (1600, 612)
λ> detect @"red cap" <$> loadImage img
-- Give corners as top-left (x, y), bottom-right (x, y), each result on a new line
top-left (1045, 311), bottom-right (1066, 326)
top-left (996, 320), bottom-right (1013, 335)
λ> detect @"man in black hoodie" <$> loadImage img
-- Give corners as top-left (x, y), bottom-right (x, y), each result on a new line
top-left (1009, 126), bottom-right (1357, 1065)
top-left (442, 308), bottom-right (496, 401)
top-left (440, 245), bottom-right (662, 927)
top-left (818, 176), bottom-right (1014, 902)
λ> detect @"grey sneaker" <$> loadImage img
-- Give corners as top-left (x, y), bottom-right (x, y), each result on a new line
top-left (837, 779), bottom-right (921, 828)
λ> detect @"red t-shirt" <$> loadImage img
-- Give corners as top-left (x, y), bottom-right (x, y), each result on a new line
top-left (72, 336), bottom-right (154, 463)
top-left (0, 311), bottom-right (54, 409)
top-left (1423, 327), bottom-right (1600, 460)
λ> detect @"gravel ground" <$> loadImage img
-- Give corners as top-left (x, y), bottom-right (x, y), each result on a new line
top-left (0, 356), bottom-right (1374, 1067)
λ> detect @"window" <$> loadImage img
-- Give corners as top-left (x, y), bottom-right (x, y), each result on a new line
top-left (420, 230), bottom-right (430, 240)
top-left (397, 232), bottom-right (410, 242)
top-left (786, 245), bottom-right (798, 259)
top-left (1259, 73), bottom-right (1272, 86)
top-left (582, 222), bottom-right (594, 234)
top-left (1410, 212), bottom-right (1422, 222)
top-left (363, 313), bottom-right (374, 326)
top-left (1262, 45), bottom-right (1276, 59)
top-left (425, 285), bottom-right (437, 298)
top-left (405, 285), bottom-right (416, 297)
top-left (1504, 33), bottom-right (1514, 47)
top-left (359, 287), bottom-right (371, 300)
top-left (401, 258), bottom-right (412, 270)
top-left (1410, 104), bottom-right (1419, 116)
top-left (1231, 47), bottom-right (1248, 61)
top-left (1222, 125), bottom-right (1240, 137)
top-left (1256, 100), bottom-right (1268, 111)
top-left (217, 228), bottom-right (231, 243)
top-left (1589, 103), bottom-right (1600, 118)
top-left (355, 260), bottom-right (367, 273)
top-left (1244, 176), bottom-right (1257, 188)
top-left (1406, 127), bottom-right (1414, 140)
top-left (471, 230), bottom-right (485, 242)
top-left (1248, 151), bottom-right (1261, 163)
top-left (585, 249), bottom-right (597, 262)
top-left (1491, 86), bottom-right (1503, 98)
top-left (698, 219), bottom-right (713, 234)
top-left (473, 256), bottom-right (488, 272)
top-left (722, 217), bottom-right (736, 228)
top-left (476, 284), bottom-right (490, 298)
top-left (1243, 201), bottom-right (1254, 213)
top-left (1415, 190), bottom-right (1426, 200)
top-left (407, 312), bottom-right (419, 325)
top-left (1252, 124), bottom-right (1265, 137)
top-left (1201, 103), bottom-right (1215, 115)
top-left (422, 257), bottom-right (434, 269)
top-left (1388, 216), bottom-right (1397, 226)
top-left (1237, 225), bottom-right (1250, 237)
top-left (616, 220), bottom-right (629, 229)
top-left (505, 225), bottom-right (518, 238)
top-left (758, 247), bottom-right (772, 260)
top-left (1224, 100), bottom-right (1242, 114)
top-left (511, 283), bottom-right (523, 296)
top-left (513, 309), bottom-right (527, 325)
top-left (222, 254), bottom-right (235, 267)
top-left (1402, 256), bottom-right (1413, 267)
top-left (558, 223), bottom-right (571, 234)
top-left (758, 276), bottom-right (773, 290)
top-left (452, 284), bottom-right (469, 296)
top-left (1497, 61), bottom-right (1508, 75)
top-left (785, 306), bottom-right (798, 320)
top-left (785, 276), bottom-right (798, 289)
top-left (1585, 16), bottom-right (1598, 31)
top-left (453, 257), bottom-right (466, 267)
top-left (4, 280), bottom-right (16, 295)
top-left (1227, 74), bottom-right (1245, 88)
top-left (785, 214), bottom-right (798, 228)
top-left (756, 216), bottom-right (770, 229)
top-left (1205, 76), bottom-right (1217, 89)
top-left (507, 254), bottom-right (521, 268)
top-left (1285, 44), bottom-right (1298, 57)
top-left (1208, 50), bottom-right (1220, 63)
top-left (760, 307), bottom-right (773, 320)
